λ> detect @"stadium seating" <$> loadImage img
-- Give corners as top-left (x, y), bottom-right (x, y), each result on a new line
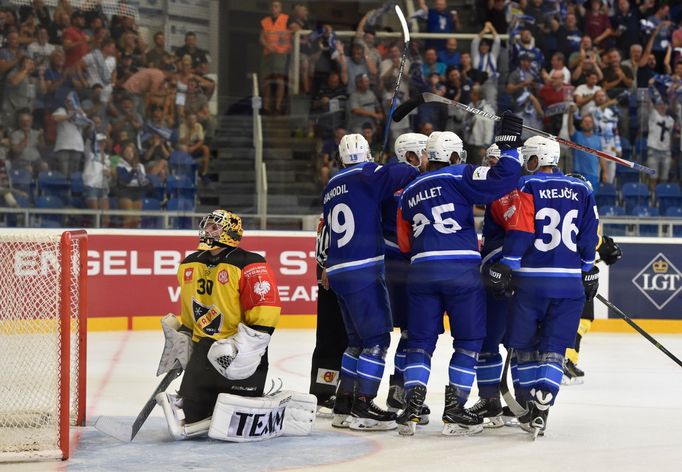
top-left (615, 164), bottom-right (641, 186)
top-left (141, 198), bottom-right (162, 228)
top-left (166, 175), bottom-right (197, 201)
top-left (666, 207), bottom-right (682, 237)
top-left (9, 169), bottom-right (34, 201)
top-left (632, 206), bottom-right (659, 237)
top-left (35, 195), bottom-right (65, 228)
top-left (655, 183), bottom-right (682, 214)
top-left (622, 183), bottom-right (649, 213)
top-left (147, 174), bottom-right (166, 201)
top-left (169, 150), bottom-right (196, 179)
top-left (38, 171), bottom-right (70, 201)
top-left (167, 197), bottom-right (195, 229)
top-left (596, 182), bottom-right (618, 207)
top-left (599, 205), bottom-right (626, 236)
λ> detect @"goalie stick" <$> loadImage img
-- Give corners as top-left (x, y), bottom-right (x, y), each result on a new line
top-left (596, 294), bottom-right (682, 368)
top-left (95, 366), bottom-right (183, 442)
top-left (392, 92), bottom-right (656, 175)
top-left (381, 4), bottom-right (410, 157)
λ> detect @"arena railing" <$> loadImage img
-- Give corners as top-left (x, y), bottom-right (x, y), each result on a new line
top-left (251, 73), bottom-right (268, 230)
top-left (291, 30), bottom-right (509, 95)
top-left (1, 208), bottom-right (680, 236)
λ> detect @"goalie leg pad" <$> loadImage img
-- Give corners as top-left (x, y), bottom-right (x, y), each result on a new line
top-left (208, 391), bottom-right (316, 442)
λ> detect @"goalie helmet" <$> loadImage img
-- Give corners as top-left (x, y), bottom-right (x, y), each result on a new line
top-left (394, 133), bottom-right (428, 168)
top-left (198, 209), bottom-right (243, 249)
top-left (339, 133), bottom-right (371, 165)
top-left (426, 131), bottom-right (467, 164)
top-left (484, 143), bottom-right (501, 166)
top-left (521, 136), bottom-right (560, 172)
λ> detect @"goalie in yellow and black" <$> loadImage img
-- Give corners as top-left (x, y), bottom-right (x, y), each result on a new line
top-left (155, 209), bottom-right (316, 442)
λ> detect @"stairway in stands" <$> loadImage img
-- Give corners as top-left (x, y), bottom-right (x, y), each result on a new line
top-left (199, 114), bottom-right (320, 226)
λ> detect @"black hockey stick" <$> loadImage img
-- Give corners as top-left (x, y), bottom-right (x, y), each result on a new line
top-left (393, 92), bottom-right (656, 175)
top-left (499, 348), bottom-right (527, 417)
top-left (95, 366), bottom-right (183, 442)
top-left (596, 294), bottom-right (682, 368)
top-left (381, 4), bottom-right (410, 157)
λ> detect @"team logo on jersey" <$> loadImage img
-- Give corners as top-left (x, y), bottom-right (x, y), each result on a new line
top-left (183, 267), bottom-right (194, 282)
top-left (316, 368), bottom-right (339, 386)
top-left (253, 279), bottom-right (272, 301)
top-left (632, 253), bottom-right (682, 310)
top-left (192, 299), bottom-right (223, 336)
top-left (218, 270), bottom-right (229, 284)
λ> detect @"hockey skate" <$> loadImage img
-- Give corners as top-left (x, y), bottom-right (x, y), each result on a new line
top-left (519, 402), bottom-right (549, 439)
top-left (331, 394), bottom-right (353, 428)
top-left (441, 385), bottom-right (483, 436)
top-left (388, 383), bottom-right (430, 425)
top-left (396, 385), bottom-right (426, 436)
top-left (316, 395), bottom-right (336, 418)
top-left (349, 396), bottom-right (397, 431)
top-left (466, 396), bottom-right (504, 428)
top-left (561, 359), bottom-right (585, 385)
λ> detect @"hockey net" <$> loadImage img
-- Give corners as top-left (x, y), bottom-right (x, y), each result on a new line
top-left (0, 230), bottom-right (87, 462)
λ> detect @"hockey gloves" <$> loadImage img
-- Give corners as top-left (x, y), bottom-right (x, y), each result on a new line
top-left (597, 235), bottom-right (622, 265)
top-left (486, 262), bottom-right (514, 299)
top-left (495, 111), bottom-right (524, 150)
top-left (582, 266), bottom-right (600, 302)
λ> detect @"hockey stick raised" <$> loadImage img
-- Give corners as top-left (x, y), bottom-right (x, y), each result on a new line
top-left (499, 348), bottom-right (527, 417)
top-left (596, 294), bottom-right (682, 368)
top-left (95, 366), bottom-right (183, 442)
top-left (381, 4), bottom-right (410, 156)
top-left (395, 92), bottom-right (656, 175)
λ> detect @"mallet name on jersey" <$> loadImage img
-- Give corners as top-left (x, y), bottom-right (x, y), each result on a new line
top-left (538, 188), bottom-right (579, 201)
top-left (407, 186), bottom-right (442, 208)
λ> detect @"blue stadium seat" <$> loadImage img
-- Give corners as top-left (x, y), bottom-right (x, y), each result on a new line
top-left (35, 195), bottom-right (64, 228)
top-left (141, 198), bottom-right (162, 228)
top-left (620, 136), bottom-right (631, 161)
top-left (146, 174), bottom-right (166, 201)
top-left (655, 183), bottom-right (682, 214)
top-left (622, 183), bottom-right (649, 213)
top-left (632, 206), bottom-right (659, 237)
top-left (70, 172), bottom-right (84, 196)
top-left (634, 137), bottom-right (647, 161)
top-left (9, 168), bottom-right (33, 200)
top-left (169, 150), bottom-right (196, 179)
top-left (616, 164), bottom-right (640, 186)
top-left (166, 175), bottom-right (197, 201)
top-left (600, 205), bottom-right (626, 236)
top-left (38, 171), bottom-right (70, 201)
top-left (596, 183), bottom-right (617, 207)
top-left (167, 197), bottom-right (195, 229)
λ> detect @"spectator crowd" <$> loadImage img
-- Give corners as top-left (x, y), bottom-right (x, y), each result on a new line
top-left (257, 0), bottom-right (682, 195)
top-left (0, 0), bottom-right (214, 227)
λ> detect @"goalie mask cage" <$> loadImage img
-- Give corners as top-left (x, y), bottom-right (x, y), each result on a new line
top-left (0, 230), bottom-right (87, 462)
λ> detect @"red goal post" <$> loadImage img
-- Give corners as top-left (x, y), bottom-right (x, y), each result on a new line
top-left (0, 230), bottom-right (87, 462)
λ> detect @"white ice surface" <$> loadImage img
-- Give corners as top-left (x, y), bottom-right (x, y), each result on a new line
top-left (2, 329), bottom-right (682, 472)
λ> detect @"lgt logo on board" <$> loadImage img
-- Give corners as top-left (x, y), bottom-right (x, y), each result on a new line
top-left (632, 253), bottom-right (682, 310)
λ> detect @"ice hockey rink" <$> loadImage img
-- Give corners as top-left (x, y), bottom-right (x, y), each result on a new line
top-left (3, 328), bottom-right (682, 472)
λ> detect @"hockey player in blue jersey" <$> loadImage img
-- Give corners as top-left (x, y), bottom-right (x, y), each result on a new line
top-left (321, 133), bottom-right (418, 431)
top-left (382, 133), bottom-right (430, 421)
top-left (486, 135), bottom-right (600, 438)
top-left (394, 112), bottom-right (524, 437)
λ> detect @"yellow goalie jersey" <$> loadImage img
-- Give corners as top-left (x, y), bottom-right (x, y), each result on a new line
top-left (177, 247), bottom-right (281, 341)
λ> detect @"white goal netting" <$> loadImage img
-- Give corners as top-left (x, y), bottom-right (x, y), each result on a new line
top-left (0, 230), bottom-right (87, 462)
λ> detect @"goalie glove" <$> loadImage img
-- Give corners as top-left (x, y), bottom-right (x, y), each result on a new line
top-left (157, 314), bottom-right (193, 376)
top-left (582, 266), bottom-right (600, 302)
top-left (485, 262), bottom-right (514, 299)
top-left (597, 235), bottom-right (622, 266)
top-left (208, 323), bottom-right (271, 380)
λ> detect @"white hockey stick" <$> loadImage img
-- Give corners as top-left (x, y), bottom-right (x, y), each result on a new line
top-left (499, 348), bottom-right (527, 417)
top-left (95, 367), bottom-right (183, 442)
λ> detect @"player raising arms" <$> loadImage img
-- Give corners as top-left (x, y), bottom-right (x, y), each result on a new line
top-left (156, 210), bottom-right (315, 442)
top-left (321, 133), bottom-right (418, 431)
top-left (395, 112), bottom-right (524, 437)
top-left (487, 137), bottom-right (600, 438)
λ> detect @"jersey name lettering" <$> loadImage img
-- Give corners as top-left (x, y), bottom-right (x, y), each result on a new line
top-left (323, 184), bottom-right (348, 204)
top-left (538, 188), bottom-right (578, 201)
top-left (408, 186), bottom-right (443, 208)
